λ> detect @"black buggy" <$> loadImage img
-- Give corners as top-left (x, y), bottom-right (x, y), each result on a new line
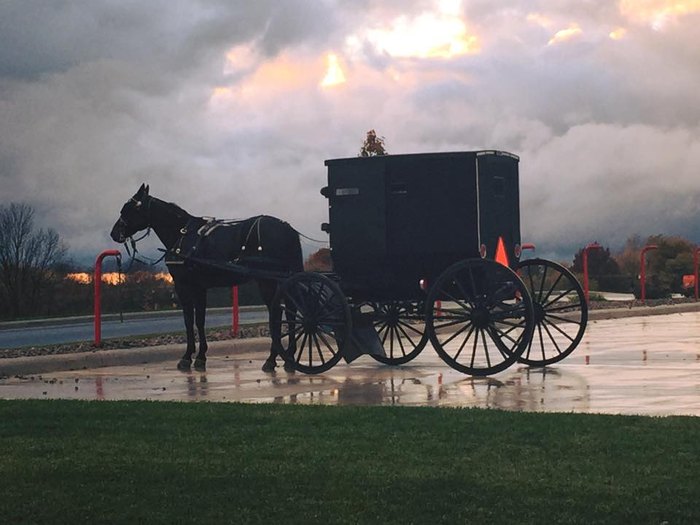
top-left (271, 151), bottom-right (588, 376)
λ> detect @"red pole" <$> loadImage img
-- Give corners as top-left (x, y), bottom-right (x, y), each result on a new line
top-left (232, 286), bottom-right (239, 337)
top-left (94, 249), bottom-right (121, 347)
top-left (582, 242), bottom-right (602, 303)
top-left (521, 243), bottom-right (536, 252)
top-left (693, 247), bottom-right (699, 301)
top-left (640, 244), bottom-right (658, 303)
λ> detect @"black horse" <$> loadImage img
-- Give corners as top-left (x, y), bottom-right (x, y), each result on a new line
top-left (110, 184), bottom-right (303, 372)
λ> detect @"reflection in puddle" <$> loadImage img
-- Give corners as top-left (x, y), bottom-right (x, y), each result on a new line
top-left (250, 366), bottom-right (590, 412)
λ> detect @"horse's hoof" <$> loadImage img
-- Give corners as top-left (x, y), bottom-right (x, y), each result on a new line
top-left (283, 361), bottom-right (296, 373)
top-left (193, 358), bottom-right (206, 372)
top-left (261, 360), bottom-right (276, 373)
top-left (177, 358), bottom-right (192, 371)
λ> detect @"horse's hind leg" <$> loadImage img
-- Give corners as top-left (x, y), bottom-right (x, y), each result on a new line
top-left (176, 284), bottom-right (196, 370)
top-left (259, 279), bottom-right (286, 373)
top-left (193, 287), bottom-right (208, 371)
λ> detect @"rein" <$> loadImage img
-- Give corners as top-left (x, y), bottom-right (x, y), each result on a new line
top-left (123, 231), bottom-right (167, 271)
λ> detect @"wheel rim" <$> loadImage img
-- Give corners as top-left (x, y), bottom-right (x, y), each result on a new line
top-left (426, 259), bottom-right (534, 376)
top-left (371, 301), bottom-right (428, 365)
top-left (274, 273), bottom-right (350, 374)
top-left (516, 259), bottom-right (588, 365)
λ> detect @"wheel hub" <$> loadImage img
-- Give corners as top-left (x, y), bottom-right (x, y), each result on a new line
top-left (471, 307), bottom-right (491, 328)
top-left (533, 302), bottom-right (545, 323)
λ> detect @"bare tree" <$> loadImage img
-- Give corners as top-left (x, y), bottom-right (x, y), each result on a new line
top-left (0, 203), bottom-right (67, 319)
top-left (359, 129), bottom-right (388, 157)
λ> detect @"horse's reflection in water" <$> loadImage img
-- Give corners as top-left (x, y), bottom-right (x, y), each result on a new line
top-left (186, 372), bottom-right (209, 400)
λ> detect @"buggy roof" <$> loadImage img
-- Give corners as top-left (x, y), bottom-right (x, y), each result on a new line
top-left (324, 150), bottom-right (519, 166)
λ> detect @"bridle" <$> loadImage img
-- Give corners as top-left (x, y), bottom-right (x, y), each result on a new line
top-left (120, 195), bottom-right (165, 269)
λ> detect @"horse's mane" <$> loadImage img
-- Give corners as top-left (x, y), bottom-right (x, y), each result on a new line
top-left (151, 196), bottom-right (191, 219)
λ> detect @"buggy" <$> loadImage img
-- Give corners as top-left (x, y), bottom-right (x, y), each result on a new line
top-left (271, 150), bottom-right (587, 375)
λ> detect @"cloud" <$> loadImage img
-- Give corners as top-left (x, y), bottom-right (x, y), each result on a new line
top-left (1, 0), bottom-right (699, 265)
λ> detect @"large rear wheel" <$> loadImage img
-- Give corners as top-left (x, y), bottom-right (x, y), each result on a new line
top-left (426, 259), bottom-right (535, 376)
top-left (516, 258), bottom-right (587, 366)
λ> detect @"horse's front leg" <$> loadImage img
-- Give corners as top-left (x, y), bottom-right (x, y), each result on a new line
top-left (193, 287), bottom-right (208, 371)
top-left (176, 285), bottom-right (196, 370)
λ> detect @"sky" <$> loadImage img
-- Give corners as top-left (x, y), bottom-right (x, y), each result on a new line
top-left (1, 0), bottom-right (700, 264)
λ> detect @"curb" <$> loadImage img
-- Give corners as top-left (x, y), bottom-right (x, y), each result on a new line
top-left (588, 302), bottom-right (700, 321)
top-left (2, 303), bottom-right (700, 377)
top-left (0, 338), bottom-right (271, 377)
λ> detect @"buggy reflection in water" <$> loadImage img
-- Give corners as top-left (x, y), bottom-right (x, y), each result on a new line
top-left (272, 150), bottom-right (587, 376)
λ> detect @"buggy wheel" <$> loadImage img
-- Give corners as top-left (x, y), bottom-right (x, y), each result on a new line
top-left (516, 258), bottom-right (588, 366)
top-left (370, 301), bottom-right (429, 365)
top-left (272, 272), bottom-right (351, 374)
top-left (426, 259), bottom-right (535, 376)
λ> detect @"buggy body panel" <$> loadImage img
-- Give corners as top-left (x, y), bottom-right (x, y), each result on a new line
top-left (323, 150), bottom-right (521, 301)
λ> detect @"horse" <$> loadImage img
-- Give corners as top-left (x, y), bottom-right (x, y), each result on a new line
top-left (110, 184), bottom-right (303, 373)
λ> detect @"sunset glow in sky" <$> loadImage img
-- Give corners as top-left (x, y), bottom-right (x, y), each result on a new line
top-left (1, 0), bottom-right (700, 262)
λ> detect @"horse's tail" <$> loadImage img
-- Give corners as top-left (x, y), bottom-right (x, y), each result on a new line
top-left (291, 230), bottom-right (304, 273)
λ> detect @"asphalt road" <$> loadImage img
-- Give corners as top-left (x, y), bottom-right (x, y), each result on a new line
top-left (0, 308), bottom-right (268, 349)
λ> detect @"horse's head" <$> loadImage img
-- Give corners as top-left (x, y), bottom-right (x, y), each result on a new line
top-left (110, 183), bottom-right (152, 243)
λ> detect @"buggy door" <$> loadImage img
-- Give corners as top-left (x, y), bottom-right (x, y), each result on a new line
top-left (476, 153), bottom-right (521, 269)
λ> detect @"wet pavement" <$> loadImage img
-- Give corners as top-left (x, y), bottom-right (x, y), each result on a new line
top-left (1, 311), bottom-right (699, 416)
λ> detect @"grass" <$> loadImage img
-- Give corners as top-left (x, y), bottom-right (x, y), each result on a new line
top-left (0, 400), bottom-right (698, 524)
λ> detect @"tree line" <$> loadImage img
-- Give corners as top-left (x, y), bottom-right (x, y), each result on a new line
top-left (0, 201), bottom-right (697, 321)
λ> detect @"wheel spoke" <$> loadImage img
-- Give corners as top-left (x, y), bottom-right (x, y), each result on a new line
top-left (481, 329), bottom-right (492, 369)
top-left (542, 317), bottom-right (576, 342)
top-left (433, 316), bottom-right (470, 330)
top-left (525, 329), bottom-right (534, 360)
top-left (454, 275), bottom-right (477, 310)
top-left (438, 286), bottom-right (473, 312)
top-left (394, 326), bottom-right (407, 357)
top-left (538, 264), bottom-right (548, 302)
top-left (397, 320), bottom-right (423, 336)
top-left (453, 324), bottom-right (476, 361)
top-left (487, 326), bottom-right (513, 359)
top-left (470, 328), bottom-right (480, 368)
top-left (490, 323), bottom-right (520, 346)
top-left (545, 313), bottom-right (582, 325)
top-left (316, 330), bottom-right (339, 357)
top-left (313, 334), bottom-right (327, 364)
top-left (296, 333), bottom-right (309, 363)
top-left (542, 272), bottom-right (564, 305)
top-left (396, 323), bottom-right (419, 349)
top-left (439, 320), bottom-right (473, 347)
top-left (537, 323), bottom-right (546, 361)
top-left (543, 287), bottom-right (576, 309)
top-left (544, 303), bottom-right (583, 313)
top-left (540, 319), bottom-right (563, 355)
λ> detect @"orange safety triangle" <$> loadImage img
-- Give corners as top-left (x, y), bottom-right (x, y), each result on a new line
top-left (494, 236), bottom-right (509, 267)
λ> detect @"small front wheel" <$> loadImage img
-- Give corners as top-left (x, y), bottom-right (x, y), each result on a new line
top-left (271, 272), bottom-right (351, 374)
top-left (370, 300), bottom-right (429, 365)
top-left (426, 259), bottom-right (535, 376)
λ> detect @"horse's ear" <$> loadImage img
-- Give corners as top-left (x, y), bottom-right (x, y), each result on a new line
top-left (145, 184), bottom-right (149, 195)
top-left (138, 183), bottom-right (146, 194)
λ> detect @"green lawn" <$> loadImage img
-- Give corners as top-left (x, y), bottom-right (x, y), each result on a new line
top-left (0, 400), bottom-right (698, 524)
